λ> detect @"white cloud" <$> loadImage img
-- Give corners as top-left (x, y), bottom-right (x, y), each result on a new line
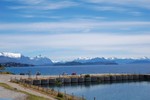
top-left (0, 21), bottom-right (150, 33)
top-left (0, 33), bottom-right (150, 48)
top-left (1, 33), bottom-right (150, 59)
top-left (19, 14), bottom-right (62, 19)
top-left (18, 0), bottom-right (46, 5)
top-left (85, 0), bottom-right (150, 9)
top-left (90, 6), bottom-right (127, 12)
top-left (9, 0), bottom-right (79, 10)
top-left (1, 0), bottom-right (150, 60)
top-left (82, 0), bottom-right (150, 15)
top-left (128, 11), bottom-right (142, 16)
top-left (89, 5), bottom-right (143, 16)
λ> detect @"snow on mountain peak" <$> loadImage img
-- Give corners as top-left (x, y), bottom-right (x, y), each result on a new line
top-left (0, 52), bottom-right (21, 58)
top-left (0, 52), bottom-right (53, 65)
top-left (76, 57), bottom-right (92, 60)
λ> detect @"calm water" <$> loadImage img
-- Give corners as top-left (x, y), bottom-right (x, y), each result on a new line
top-left (5, 64), bottom-right (150, 75)
top-left (5, 64), bottom-right (150, 100)
top-left (0, 99), bottom-right (12, 100)
top-left (44, 81), bottom-right (150, 100)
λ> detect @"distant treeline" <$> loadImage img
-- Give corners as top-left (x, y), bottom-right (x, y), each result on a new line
top-left (54, 61), bottom-right (117, 66)
top-left (0, 62), bottom-right (34, 67)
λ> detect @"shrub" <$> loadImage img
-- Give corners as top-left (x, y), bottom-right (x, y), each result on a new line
top-left (55, 80), bottom-right (62, 86)
top-left (85, 74), bottom-right (90, 78)
top-left (0, 65), bottom-right (5, 70)
top-left (57, 92), bottom-right (63, 98)
top-left (68, 98), bottom-right (73, 100)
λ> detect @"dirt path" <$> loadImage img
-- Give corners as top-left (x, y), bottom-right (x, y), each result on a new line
top-left (0, 86), bottom-right (27, 100)
top-left (0, 74), bottom-right (57, 100)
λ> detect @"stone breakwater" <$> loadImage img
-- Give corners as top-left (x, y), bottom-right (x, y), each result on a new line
top-left (19, 74), bottom-right (150, 85)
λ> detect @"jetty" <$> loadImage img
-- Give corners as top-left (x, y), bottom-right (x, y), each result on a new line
top-left (19, 74), bottom-right (150, 85)
top-left (10, 73), bottom-right (150, 100)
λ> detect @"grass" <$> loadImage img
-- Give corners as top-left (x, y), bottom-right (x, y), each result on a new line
top-left (0, 71), bottom-right (13, 74)
top-left (25, 92), bottom-right (49, 100)
top-left (0, 83), bottom-right (14, 90)
top-left (0, 83), bottom-right (50, 100)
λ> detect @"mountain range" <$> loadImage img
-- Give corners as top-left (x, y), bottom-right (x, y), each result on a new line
top-left (54, 57), bottom-right (150, 65)
top-left (0, 52), bottom-right (52, 66)
top-left (0, 52), bottom-right (150, 67)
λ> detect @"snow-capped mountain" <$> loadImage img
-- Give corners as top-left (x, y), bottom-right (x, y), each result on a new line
top-left (74, 57), bottom-right (116, 64)
top-left (73, 57), bottom-right (150, 64)
top-left (0, 52), bottom-right (52, 65)
top-left (0, 52), bottom-right (21, 58)
top-left (30, 56), bottom-right (53, 65)
top-left (1, 52), bottom-right (150, 66)
top-left (54, 57), bottom-right (117, 65)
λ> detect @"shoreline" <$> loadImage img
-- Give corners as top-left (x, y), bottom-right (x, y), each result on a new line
top-left (2, 73), bottom-right (150, 100)
top-left (0, 74), bottom-right (57, 100)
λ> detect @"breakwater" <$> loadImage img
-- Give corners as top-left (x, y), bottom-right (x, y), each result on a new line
top-left (20, 74), bottom-right (150, 85)
top-left (13, 73), bottom-right (150, 100)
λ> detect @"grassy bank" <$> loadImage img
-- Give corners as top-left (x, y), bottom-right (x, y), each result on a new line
top-left (0, 83), bottom-right (50, 100)
top-left (0, 71), bottom-right (13, 74)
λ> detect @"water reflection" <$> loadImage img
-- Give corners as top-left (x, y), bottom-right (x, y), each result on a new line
top-left (40, 81), bottom-right (150, 100)
top-left (40, 80), bottom-right (146, 88)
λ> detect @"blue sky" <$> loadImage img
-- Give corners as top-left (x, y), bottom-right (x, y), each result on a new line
top-left (0, 0), bottom-right (150, 61)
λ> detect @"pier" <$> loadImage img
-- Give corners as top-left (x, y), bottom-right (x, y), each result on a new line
top-left (12, 73), bottom-right (150, 100)
top-left (20, 74), bottom-right (150, 85)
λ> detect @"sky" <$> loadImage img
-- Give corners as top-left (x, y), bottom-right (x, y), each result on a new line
top-left (0, 0), bottom-right (150, 61)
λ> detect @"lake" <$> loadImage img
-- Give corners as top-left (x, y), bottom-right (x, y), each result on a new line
top-left (5, 64), bottom-right (150, 75)
top-left (43, 81), bottom-right (150, 100)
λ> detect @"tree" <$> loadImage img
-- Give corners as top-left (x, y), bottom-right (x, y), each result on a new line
top-left (0, 64), bottom-right (5, 70)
